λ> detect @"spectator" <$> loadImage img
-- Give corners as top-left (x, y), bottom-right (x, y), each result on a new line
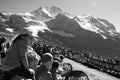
top-left (0, 36), bottom-right (7, 59)
top-left (59, 55), bottom-right (64, 63)
top-left (50, 60), bottom-right (59, 80)
top-left (35, 53), bottom-right (54, 80)
top-left (27, 48), bottom-right (41, 70)
top-left (52, 51), bottom-right (60, 61)
top-left (1, 33), bottom-right (35, 80)
top-left (0, 36), bottom-right (6, 51)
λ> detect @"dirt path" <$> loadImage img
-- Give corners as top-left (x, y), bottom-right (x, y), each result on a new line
top-left (63, 58), bottom-right (120, 80)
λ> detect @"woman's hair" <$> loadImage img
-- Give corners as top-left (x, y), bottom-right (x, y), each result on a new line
top-left (12, 33), bottom-right (33, 44)
top-left (27, 51), bottom-right (41, 65)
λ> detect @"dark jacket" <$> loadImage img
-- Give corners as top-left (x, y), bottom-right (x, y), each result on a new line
top-left (35, 65), bottom-right (53, 80)
top-left (50, 68), bottom-right (58, 80)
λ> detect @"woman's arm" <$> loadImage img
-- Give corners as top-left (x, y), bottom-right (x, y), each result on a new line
top-left (21, 55), bottom-right (29, 69)
top-left (19, 48), bottom-right (29, 69)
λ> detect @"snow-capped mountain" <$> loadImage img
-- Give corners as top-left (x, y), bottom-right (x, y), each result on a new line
top-left (75, 14), bottom-right (117, 38)
top-left (31, 6), bottom-right (74, 21)
top-left (31, 6), bottom-right (63, 21)
top-left (0, 6), bottom-right (120, 58)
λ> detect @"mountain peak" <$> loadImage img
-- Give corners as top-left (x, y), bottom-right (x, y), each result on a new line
top-left (50, 5), bottom-right (62, 11)
top-left (48, 5), bottom-right (63, 17)
top-left (38, 7), bottom-right (43, 10)
top-left (79, 13), bottom-right (95, 19)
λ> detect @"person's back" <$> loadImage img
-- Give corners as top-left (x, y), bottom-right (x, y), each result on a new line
top-left (35, 64), bottom-right (53, 80)
top-left (50, 60), bottom-right (59, 80)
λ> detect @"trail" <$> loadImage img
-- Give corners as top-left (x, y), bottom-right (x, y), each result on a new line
top-left (63, 58), bottom-right (120, 80)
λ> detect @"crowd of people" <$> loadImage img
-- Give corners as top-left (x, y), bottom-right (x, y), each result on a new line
top-left (64, 50), bottom-right (120, 77)
top-left (32, 37), bottom-right (120, 78)
top-left (0, 33), bottom-right (120, 80)
top-left (0, 33), bottom-right (72, 80)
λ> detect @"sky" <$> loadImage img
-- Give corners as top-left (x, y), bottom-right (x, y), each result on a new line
top-left (0, 0), bottom-right (120, 32)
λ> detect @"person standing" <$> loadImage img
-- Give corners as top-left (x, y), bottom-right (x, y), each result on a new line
top-left (50, 60), bottom-right (59, 80)
top-left (2, 33), bottom-right (35, 80)
top-left (35, 53), bottom-right (54, 80)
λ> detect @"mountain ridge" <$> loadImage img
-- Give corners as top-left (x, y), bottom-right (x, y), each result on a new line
top-left (0, 6), bottom-right (120, 58)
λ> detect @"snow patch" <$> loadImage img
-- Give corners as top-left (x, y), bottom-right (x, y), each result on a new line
top-left (42, 8), bottom-right (52, 17)
top-left (16, 12), bottom-right (34, 17)
top-left (75, 16), bottom-right (108, 39)
top-left (108, 29), bottom-right (115, 36)
top-left (97, 19), bottom-right (108, 27)
top-left (24, 17), bottom-right (39, 23)
top-left (78, 14), bottom-right (95, 19)
top-left (25, 21), bottom-right (51, 37)
top-left (77, 19), bottom-right (99, 34)
top-left (6, 28), bottom-right (14, 32)
top-left (99, 33), bottom-right (107, 39)
top-left (2, 12), bottom-right (34, 17)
